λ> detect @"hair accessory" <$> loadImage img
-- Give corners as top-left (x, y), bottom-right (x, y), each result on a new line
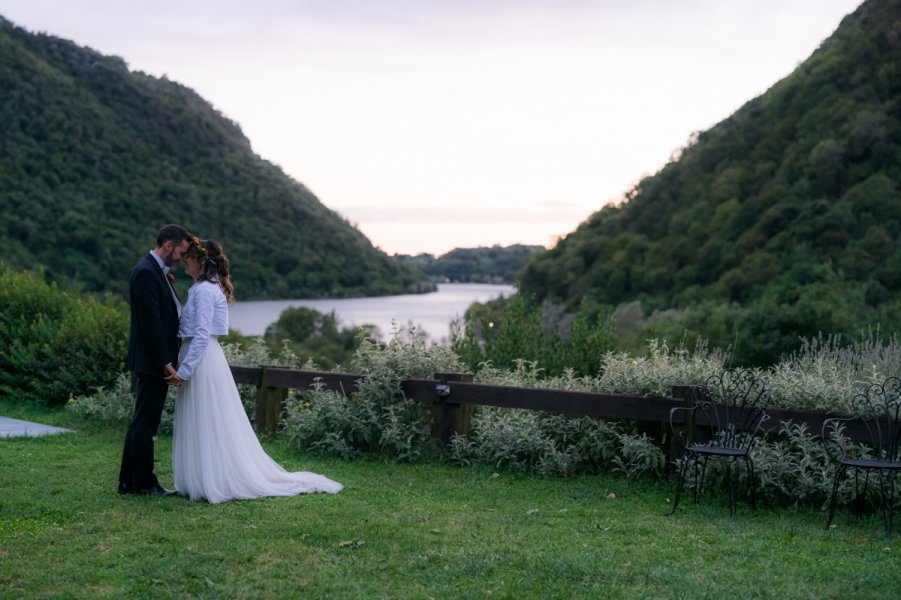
top-left (190, 237), bottom-right (209, 261)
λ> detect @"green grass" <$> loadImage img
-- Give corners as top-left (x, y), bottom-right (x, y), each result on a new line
top-left (1, 400), bottom-right (899, 599)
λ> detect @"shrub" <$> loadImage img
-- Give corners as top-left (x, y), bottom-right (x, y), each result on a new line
top-left (281, 381), bottom-right (361, 459)
top-left (263, 306), bottom-right (372, 369)
top-left (762, 332), bottom-right (901, 410)
top-left (672, 422), bottom-right (869, 508)
top-left (752, 423), bottom-right (837, 506)
top-left (596, 338), bottom-right (730, 397)
top-left (452, 295), bottom-right (616, 377)
top-left (66, 314), bottom-right (901, 510)
top-left (66, 372), bottom-right (136, 423)
top-left (448, 409), bottom-right (664, 479)
top-left (67, 338), bottom-right (289, 431)
top-left (282, 324), bottom-right (465, 461)
top-left (0, 264), bottom-right (127, 405)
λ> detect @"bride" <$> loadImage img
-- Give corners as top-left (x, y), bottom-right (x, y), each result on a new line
top-left (166, 237), bottom-right (342, 503)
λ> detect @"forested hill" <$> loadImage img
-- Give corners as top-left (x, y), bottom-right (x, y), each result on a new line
top-left (519, 0), bottom-right (901, 364)
top-left (0, 17), bottom-right (428, 300)
top-left (397, 244), bottom-right (545, 284)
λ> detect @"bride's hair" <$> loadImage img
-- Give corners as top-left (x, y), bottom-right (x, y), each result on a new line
top-left (191, 239), bottom-right (234, 303)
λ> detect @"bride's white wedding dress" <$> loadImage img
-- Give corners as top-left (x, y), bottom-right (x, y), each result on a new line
top-left (172, 280), bottom-right (342, 504)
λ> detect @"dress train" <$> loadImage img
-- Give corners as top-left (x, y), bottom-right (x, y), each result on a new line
top-left (172, 338), bottom-right (342, 503)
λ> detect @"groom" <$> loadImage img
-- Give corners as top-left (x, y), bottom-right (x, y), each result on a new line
top-left (118, 224), bottom-right (193, 496)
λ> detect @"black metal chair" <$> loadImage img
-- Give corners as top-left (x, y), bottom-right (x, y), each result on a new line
top-left (666, 369), bottom-right (770, 519)
top-left (822, 376), bottom-right (901, 537)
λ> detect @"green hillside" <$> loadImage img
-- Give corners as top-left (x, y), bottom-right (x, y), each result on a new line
top-left (518, 0), bottom-right (901, 364)
top-left (0, 17), bottom-right (429, 299)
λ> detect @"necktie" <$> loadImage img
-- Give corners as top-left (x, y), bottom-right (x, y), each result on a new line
top-left (164, 267), bottom-right (182, 318)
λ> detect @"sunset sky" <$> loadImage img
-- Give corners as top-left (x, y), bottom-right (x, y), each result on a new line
top-left (0, 0), bottom-right (863, 255)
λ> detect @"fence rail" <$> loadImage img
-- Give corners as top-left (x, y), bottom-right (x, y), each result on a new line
top-left (230, 365), bottom-right (868, 448)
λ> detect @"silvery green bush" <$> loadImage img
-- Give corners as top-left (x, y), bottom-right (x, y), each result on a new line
top-left (448, 409), bottom-right (664, 479)
top-left (67, 338), bottom-right (288, 431)
top-left (282, 324), bottom-right (465, 461)
top-left (596, 338), bottom-right (730, 397)
top-left (761, 333), bottom-right (901, 411)
top-left (458, 336), bottom-right (900, 504)
top-left (673, 422), bottom-right (875, 508)
top-left (69, 327), bottom-right (901, 508)
top-left (66, 372), bottom-right (136, 423)
top-left (67, 371), bottom-right (179, 433)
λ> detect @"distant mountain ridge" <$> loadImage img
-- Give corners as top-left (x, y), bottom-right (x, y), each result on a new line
top-left (519, 0), bottom-right (901, 363)
top-left (397, 244), bottom-right (544, 284)
top-left (0, 16), bottom-right (428, 299)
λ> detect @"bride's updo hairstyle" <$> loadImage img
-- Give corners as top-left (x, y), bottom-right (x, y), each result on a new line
top-left (188, 238), bottom-right (235, 303)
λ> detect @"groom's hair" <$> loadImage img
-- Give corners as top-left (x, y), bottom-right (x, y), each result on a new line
top-left (156, 224), bottom-right (192, 247)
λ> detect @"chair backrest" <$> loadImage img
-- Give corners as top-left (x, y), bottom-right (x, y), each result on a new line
top-left (847, 376), bottom-right (901, 461)
top-left (690, 369), bottom-right (770, 450)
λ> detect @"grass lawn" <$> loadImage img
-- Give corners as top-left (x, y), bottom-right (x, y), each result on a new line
top-left (1, 400), bottom-right (899, 599)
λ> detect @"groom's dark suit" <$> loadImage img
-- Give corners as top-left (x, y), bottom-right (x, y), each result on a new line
top-left (118, 253), bottom-right (181, 493)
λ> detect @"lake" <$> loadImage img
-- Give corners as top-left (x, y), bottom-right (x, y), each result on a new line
top-left (228, 283), bottom-right (516, 342)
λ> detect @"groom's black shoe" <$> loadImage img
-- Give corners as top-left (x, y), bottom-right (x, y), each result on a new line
top-left (117, 482), bottom-right (135, 495)
top-left (135, 484), bottom-right (177, 497)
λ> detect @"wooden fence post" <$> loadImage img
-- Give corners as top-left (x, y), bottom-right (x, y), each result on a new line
top-left (254, 365), bottom-right (288, 435)
top-left (430, 372), bottom-right (474, 446)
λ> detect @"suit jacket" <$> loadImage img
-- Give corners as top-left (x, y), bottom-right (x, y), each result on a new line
top-left (125, 254), bottom-right (181, 375)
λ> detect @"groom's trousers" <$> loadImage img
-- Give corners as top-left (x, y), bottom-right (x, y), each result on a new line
top-left (118, 373), bottom-right (167, 490)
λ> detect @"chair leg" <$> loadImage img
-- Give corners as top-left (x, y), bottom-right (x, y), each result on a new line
top-left (745, 457), bottom-right (757, 509)
top-left (727, 459), bottom-right (737, 521)
top-left (858, 470), bottom-right (869, 504)
top-left (878, 469), bottom-right (896, 538)
top-left (695, 456), bottom-right (709, 504)
top-left (850, 470), bottom-right (873, 515)
top-left (666, 454), bottom-right (691, 516)
top-left (826, 465), bottom-right (847, 530)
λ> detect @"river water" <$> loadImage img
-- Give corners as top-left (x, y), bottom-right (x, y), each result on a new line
top-left (228, 283), bottom-right (516, 342)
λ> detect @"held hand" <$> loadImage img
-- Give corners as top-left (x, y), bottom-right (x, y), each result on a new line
top-left (163, 363), bottom-right (184, 386)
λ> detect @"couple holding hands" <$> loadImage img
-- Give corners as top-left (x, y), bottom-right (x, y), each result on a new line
top-left (117, 224), bottom-right (342, 503)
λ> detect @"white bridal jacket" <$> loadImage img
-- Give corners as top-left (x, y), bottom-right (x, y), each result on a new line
top-left (176, 280), bottom-right (229, 380)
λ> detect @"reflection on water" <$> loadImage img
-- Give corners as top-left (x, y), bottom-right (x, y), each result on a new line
top-left (228, 283), bottom-right (516, 342)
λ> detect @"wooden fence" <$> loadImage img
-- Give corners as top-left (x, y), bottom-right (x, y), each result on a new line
top-left (230, 365), bottom-right (867, 455)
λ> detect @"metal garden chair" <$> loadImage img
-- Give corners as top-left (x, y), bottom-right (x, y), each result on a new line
top-left (666, 369), bottom-right (770, 520)
top-left (822, 376), bottom-right (901, 537)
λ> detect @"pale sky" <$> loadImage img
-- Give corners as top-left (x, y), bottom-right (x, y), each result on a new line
top-left (1, 0), bottom-right (863, 255)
